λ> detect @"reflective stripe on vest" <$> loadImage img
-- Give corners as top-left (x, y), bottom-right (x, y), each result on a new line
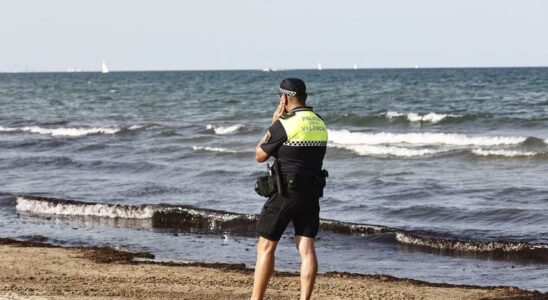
top-left (279, 110), bottom-right (328, 146)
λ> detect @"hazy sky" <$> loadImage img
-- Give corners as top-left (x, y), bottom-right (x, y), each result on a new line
top-left (1, 0), bottom-right (547, 71)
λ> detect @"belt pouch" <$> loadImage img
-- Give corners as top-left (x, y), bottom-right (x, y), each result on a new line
top-left (255, 175), bottom-right (277, 197)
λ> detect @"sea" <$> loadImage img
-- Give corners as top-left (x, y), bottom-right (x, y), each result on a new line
top-left (0, 68), bottom-right (547, 291)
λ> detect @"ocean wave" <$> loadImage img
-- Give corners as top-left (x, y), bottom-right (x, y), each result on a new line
top-left (14, 196), bottom-right (391, 236)
top-left (383, 111), bottom-right (462, 124)
top-left (522, 137), bottom-right (548, 147)
top-left (326, 112), bottom-right (548, 130)
top-left (206, 124), bottom-right (245, 135)
top-left (319, 219), bottom-right (390, 235)
top-left (0, 125), bottom-right (144, 137)
top-left (13, 195), bottom-right (548, 262)
top-left (192, 146), bottom-right (240, 154)
top-left (328, 130), bottom-right (527, 147)
top-left (15, 196), bottom-right (257, 235)
top-left (395, 232), bottom-right (548, 260)
top-left (127, 124), bottom-right (147, 130)
top-left (472, 149), bottom-right (539, 157)
top-left (330, 144), bottom-right (444, 157)
top-left (325, 111), bottom-right (465, 127)
top-left (16, 196), bottom-right (155, 219)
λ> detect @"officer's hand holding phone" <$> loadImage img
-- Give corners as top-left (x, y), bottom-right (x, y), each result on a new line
top-left (272, 100), bottom-right (286, 124)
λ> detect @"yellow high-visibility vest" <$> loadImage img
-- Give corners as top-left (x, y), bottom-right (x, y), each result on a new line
top-left (279, 109), bottom-right (328, 146)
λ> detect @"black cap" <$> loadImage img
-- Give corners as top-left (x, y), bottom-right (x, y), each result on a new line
top-left (279, 78), bottom-right (307, 97)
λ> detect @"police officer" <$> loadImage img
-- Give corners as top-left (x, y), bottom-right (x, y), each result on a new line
top-left (251, 78), bottom-right (328, 300)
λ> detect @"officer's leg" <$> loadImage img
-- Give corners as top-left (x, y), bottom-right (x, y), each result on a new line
top-left (295, 235), bottom-right (317, 300)
top-left (251, 236), bottom-right (278, 300)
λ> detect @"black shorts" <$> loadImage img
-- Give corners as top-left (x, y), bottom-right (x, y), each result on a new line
top-left (256, 191), bottom-right (320, 241)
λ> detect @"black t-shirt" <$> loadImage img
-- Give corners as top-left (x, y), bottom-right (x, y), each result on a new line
top-left (260, 117), bottom-right (326, 176)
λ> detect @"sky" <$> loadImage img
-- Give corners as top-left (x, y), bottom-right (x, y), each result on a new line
top-left (1, 0), bottom-right (547, 72)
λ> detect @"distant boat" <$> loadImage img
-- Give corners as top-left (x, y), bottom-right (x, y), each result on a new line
top-left (414, 65), bottom-right (419, 69)
top-left (317, 62), bottom-right (323, 71)
top-left (262, 67), bottom-right (276, 72)
top-left (101, 60), bottom-right (109, 74)
top-left (353, 64), bottom-right (358, 70)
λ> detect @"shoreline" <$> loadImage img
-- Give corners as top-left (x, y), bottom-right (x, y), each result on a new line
top-left (0, 238), bottom-right (545, 299)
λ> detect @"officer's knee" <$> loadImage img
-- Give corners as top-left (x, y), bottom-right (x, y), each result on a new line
top-left (295, 236), bottom-right (315, 256)
top-left (257, 237), bottom-right (277, 254)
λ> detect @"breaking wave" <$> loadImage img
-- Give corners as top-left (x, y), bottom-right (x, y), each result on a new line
top-left (0, 125), bottom-right (146, 137)
top-left (16, 196), bottom-right (155, 219)
top-left (192, 146), bottom-right (241, 154)
top-left (325, 111), bottom-right (471, 127)
top-left (328, 130), bottom-right (527, 146)
top-left (326, 129), bottom-right (546, 158)
top-left (471, 149), bottom-right (540, 158)
top-left (395, 232), bottom-right (548, 260)
top-left (15, 196), bottom-right (257, 235)
top-left (13, 195), bottom-right (548, 262)
top-left (382, 111), bottom-right (463, 124)
top-left (330, 144), bottom-right (445, 157)
top-left (206, 124), bottom-right (245, 135)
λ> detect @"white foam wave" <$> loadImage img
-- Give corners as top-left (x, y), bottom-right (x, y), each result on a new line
top-left (395, 232), bottom-right (544, 253)
top-left (328, 130), bottom-right (526, 147)
top-left (331, 144), bottom-right (443, 157)
top-left (472, 149), bottom-right (538, 157)
top-left (16, 197), bottom-right (155, 219)
top-left (0, 125), bottom-right (121, 137)
top-left (0, 127), bottom-right (17, 133)
top-left (383, 111), bottom-right (462, 124)
top-left (128, 124), bottom-right (146, 130)
top-left (206, 124), bottom-right (244, 135)
top-left (192, 146), bottom-right (239, 153)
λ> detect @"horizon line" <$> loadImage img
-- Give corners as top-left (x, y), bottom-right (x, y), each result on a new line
top-left (1, 65), bottom-right (548, 74)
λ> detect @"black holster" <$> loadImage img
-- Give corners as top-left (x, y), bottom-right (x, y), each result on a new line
top-left (255, 160), bottom-right (283, 198)
top-left (255, 175), bottom-right (277, 197)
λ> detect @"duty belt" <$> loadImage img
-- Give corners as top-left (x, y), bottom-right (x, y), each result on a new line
top-left (283, 170), bottom-right (328, 196)
top-left (255, 161), bottom-right (328, 198)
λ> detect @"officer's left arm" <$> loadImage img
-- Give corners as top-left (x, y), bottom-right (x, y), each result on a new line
top-left (255, 143), bottom-right (270, 162)
top-left (256, 121), bottom-right (287, 163)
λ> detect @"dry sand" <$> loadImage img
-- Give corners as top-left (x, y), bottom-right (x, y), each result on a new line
top-left (0, 238), bottom-right (545, 300)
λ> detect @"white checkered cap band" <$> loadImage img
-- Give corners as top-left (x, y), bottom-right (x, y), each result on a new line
top-left (279, 88), bottom-right (297, 97)
top-left (283, 141), bottom-right (327, 147)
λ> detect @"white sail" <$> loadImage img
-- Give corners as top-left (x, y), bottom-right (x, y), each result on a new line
top-left (353, 64), bottom-right (358, 70)
top-left (317, 62), bottom-right (322, 71)
top-left (262, 66), bottom-right (276, 72)
top-left (101, 60), bottom-right (109, 74)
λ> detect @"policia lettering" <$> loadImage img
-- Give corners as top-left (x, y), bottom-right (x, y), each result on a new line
top-left (280, 109), bottom-right (327, 146)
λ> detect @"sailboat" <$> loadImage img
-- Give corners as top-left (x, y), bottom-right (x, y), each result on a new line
top-left (353, 64), bottom-right (358, 70)
top-left (317, 62), bottom-right (323, 71)
top-left (101, 60), bottom-right (109, 74)
top-left (262, 66), bottom-right (276, 72)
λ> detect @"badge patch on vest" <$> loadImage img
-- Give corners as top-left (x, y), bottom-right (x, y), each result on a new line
top-left (260, 130), bottom-right (272, 144)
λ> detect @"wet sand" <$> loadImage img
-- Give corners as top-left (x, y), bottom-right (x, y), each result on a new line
top-left (0, 238), bottom-right (544, 300)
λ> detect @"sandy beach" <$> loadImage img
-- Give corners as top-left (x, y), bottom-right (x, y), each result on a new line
top-left (0, 238), bottom-right (544, 300)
